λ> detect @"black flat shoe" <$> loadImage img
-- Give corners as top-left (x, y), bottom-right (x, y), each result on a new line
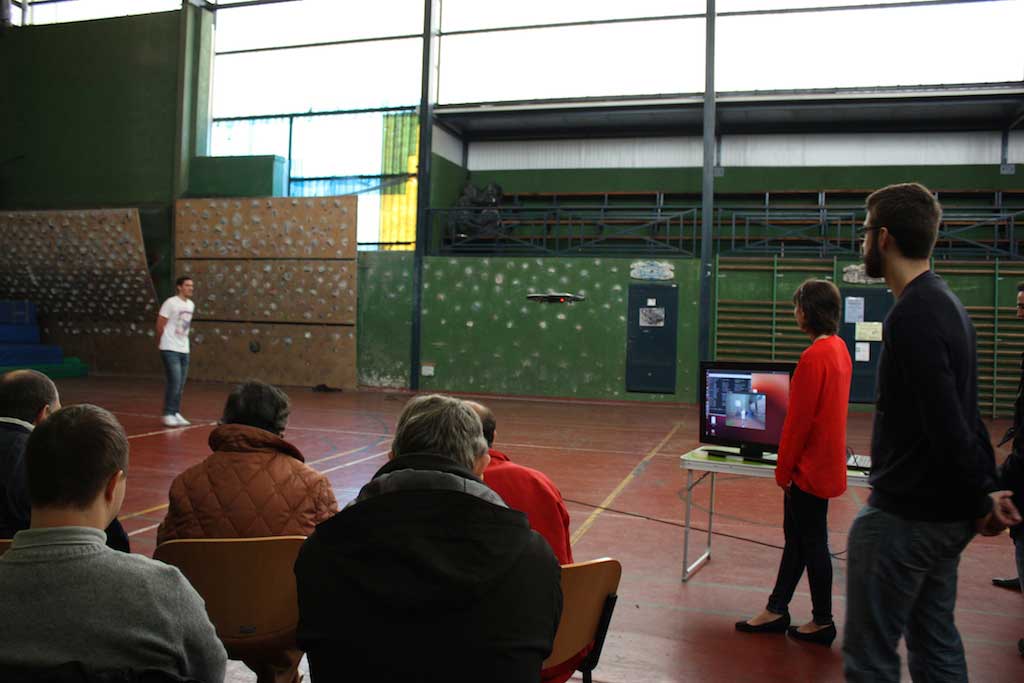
top-left (787, 623), bottom-right (837, 647)
top-left (992, 577), bottom-right (1022, 591)
top-left (735, 613), bottom-right (790, 633)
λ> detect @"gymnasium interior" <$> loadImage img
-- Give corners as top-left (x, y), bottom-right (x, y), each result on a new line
top-left (2, 1), bottom-right (1024, 681)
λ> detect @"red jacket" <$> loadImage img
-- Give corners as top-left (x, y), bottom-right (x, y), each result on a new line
top-left (775, 335), bottom-right (852, 499)
top-left (484, 448), bottom-right (579, 683)
top-left (484, 449), bottom-right (573, 565)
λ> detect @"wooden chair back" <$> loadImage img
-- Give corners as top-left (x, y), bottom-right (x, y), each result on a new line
top-left (153, 536), bottom-right (306, 660)
top-left (543, 557), bottom-right (622, 679)
top-left (0, 538), bottom-right (11, 556)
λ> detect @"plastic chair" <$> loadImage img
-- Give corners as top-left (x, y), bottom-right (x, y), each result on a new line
top-left (543, 557), bottom-right (622, 683)
top-left (153, 536), bottom-right (305, 664)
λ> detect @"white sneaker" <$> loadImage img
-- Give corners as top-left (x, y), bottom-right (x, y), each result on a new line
top-left (162, 415), bottom-right (178, 427)
top-left (174, 413), bottom-right (191, 426)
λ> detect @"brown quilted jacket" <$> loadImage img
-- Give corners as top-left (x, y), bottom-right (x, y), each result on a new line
top-left (156, 423), bottom-right (338, 545)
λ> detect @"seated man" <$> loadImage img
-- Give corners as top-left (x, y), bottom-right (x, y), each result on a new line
top-left (295, 394), bottom-right (563, 683)
top-left (466, 401), bottom-right (581, 683)
top-left (0, 369), bottom-right (129, 550)
top-left (467, 400), bottom-right (573, 564)
top-left (158, 379), bottom-right (338, 683)
top-left (0, 404), bottom-right (226, 681)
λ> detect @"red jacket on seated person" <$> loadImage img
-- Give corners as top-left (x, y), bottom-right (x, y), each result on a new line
top-left (484, 448), bottom-right (573, 565)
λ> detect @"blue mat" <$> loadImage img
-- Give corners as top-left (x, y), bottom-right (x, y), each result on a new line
top-left (0, 324), bottom-right (40, 344)
top-left (0, 344), bottom-right (63, 366)
top-left (0, 301), bottom-right (37, 326)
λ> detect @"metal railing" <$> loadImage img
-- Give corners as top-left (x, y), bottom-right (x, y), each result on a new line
top-left (431, 204), bottom-right (1024, 259)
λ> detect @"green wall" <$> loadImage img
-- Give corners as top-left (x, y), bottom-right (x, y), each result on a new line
top-left (414, 256), bottom-right (700, 401)
top-left (430, 153), bottom-right (468, 207)
top-left (357, 252), bottom-right (414, 388)
top-left (188, 156), bottom-right (286, 198)
top-left (0, 12), bottom-right (181, 208)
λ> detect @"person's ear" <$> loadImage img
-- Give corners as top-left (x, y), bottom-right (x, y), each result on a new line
top-left (104, 470), bottom-right (125, 504)
top-left (473, 450), bottom-right (491, 477)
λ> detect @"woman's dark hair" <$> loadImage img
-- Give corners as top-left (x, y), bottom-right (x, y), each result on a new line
top-left (221, 380), bottom-right (291, 435)
top-left (793, 279), bottom-right (841, 336)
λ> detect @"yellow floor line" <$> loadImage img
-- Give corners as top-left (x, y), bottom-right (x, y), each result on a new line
top-left (120, 502), bottom-right (169, 520)
top-left (570, 422), bottom-right (682, 546)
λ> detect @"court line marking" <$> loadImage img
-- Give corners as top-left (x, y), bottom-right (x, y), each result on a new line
top-left (120, 503), bottom-right (170, 521)
top-left (306, 438), bottom-right (391, 466)
top-left (128, 522), bottom-right (160, 537)
top-left (318, 450), bottom-right (390, 475)
top-left (499, 441), bottom-right (647, 456)
top-left (570, 422), bottom-right (683, 547)
top-left (127, 423), bottom-right (215, 440)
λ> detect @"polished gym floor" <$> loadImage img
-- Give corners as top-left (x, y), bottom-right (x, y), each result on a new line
top-left (58, 376), bottom-right (1024, 682)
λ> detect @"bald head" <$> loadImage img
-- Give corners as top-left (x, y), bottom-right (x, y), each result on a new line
top-left (0, 370), bottom-right (60, 424)
top-left (465, 401), bottom-right (496, 447)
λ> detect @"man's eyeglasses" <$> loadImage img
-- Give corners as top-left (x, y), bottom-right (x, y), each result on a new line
top-left (857, 225), bottom-right (882, 238)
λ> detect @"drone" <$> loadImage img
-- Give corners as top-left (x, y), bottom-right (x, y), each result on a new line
top-left (526, 292), bottom-right (585, 304)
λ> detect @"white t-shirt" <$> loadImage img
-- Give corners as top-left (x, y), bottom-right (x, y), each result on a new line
top-left (158, 296), bottom-right (195, 354)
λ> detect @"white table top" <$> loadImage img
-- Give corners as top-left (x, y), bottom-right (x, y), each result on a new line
top-left (680, 445), bottom-right (871, 488)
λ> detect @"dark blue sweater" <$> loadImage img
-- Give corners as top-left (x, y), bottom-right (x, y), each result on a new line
top-left (869, 270), bottom-right (996, 522)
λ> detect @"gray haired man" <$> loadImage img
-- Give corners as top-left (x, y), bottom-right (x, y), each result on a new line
top-left (296, 394), bottom-right (563, 683)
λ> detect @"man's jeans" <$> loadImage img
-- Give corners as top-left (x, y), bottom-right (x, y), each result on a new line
top-left (843, 505), bottom-right (974, 683)
top-left (160, 350), bottom-right (190, 416)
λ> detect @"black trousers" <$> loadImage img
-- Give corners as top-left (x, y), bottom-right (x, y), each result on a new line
top-left (766, 483), bottom-right (833, 625)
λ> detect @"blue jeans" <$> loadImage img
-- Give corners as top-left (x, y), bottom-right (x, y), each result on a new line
top-left (843, 505), bottom-right (974, 683)
top-left (160, 350), bottom-right (190, 416)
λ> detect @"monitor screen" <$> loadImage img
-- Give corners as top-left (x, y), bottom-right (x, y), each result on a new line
top-left (699, 361), bottom-right (795, 457)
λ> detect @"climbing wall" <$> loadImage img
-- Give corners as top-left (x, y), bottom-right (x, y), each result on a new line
top-left (0, 209), bottom-right (163, 375)
top-left (175, 196), bottom-right (357, 388)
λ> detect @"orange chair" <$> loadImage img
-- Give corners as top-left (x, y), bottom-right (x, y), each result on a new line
top-left (543, 558), bottom-right (622, 683)
top-left (153, 536), bottom-right (305, 681)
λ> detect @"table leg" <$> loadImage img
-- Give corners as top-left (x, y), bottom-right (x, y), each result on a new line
top-left (682, 469), bottom-right (712, 582)
top-left (682, 468), bottom-right (693, 582)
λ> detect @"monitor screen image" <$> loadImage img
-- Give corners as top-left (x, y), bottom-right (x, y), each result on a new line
top-left (699, 361), bottom-right (796, 459)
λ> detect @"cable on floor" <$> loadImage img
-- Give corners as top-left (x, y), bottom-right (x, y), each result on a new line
top-left (562, 496), bottom-right (849, 561)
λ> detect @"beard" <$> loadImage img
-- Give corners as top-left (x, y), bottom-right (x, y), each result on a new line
top-left (863, 237), bottom-right (884, 279)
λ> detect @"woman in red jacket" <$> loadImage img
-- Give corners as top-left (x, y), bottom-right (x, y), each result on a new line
top-left (735, 279), bottom-right (852, 647)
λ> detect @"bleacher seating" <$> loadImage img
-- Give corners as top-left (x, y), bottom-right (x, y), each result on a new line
top-left (0, 301), bottom-right (87, 378)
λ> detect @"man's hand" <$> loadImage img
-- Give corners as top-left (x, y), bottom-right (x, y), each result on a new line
top-left (977, 491), bottom-right (1022, 536)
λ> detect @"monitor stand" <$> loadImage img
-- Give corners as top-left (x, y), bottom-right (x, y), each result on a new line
top-left (704, 444), bottom-right (776, 464)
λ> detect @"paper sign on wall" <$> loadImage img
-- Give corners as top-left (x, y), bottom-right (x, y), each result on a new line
top-left (855, 342), bottom-right (871, 362)
top-left (855, 321), bottom-right (883, 342)
top-left (845, 297), bottom-right (865, 324)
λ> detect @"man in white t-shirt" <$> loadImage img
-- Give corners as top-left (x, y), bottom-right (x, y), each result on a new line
top-left (157, 277), bottom-right (196, 427)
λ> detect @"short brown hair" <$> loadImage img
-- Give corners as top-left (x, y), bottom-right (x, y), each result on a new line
top-left (793, 279), bottom-right (841, 336)
top-left (0, 369), bottom-right (58, 423)
top-left (865, 182), bottom-right (942, 259)
top-left (26, 404), bottom-right (129, 509)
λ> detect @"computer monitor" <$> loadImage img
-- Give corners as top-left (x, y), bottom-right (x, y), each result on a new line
top-left (699, 360), bottom-right (796, 461)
